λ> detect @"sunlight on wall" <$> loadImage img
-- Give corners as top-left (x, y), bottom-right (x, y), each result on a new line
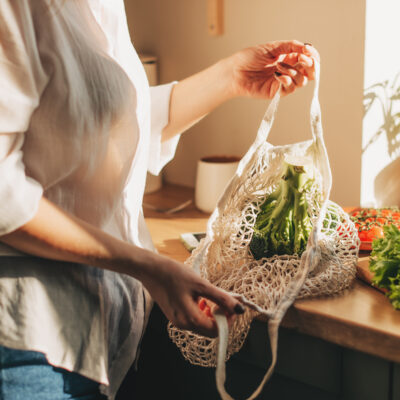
top-left (125, 0), bottom-right (365, 206)
top-left (362, 0), bottom-right (400, 206)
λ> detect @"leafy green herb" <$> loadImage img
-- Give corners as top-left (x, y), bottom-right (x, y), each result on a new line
top-left (369, 224), bottom-right (400, 310)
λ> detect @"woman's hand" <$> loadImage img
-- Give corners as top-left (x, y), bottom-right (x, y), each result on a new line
top-left (140, 253), bottom-right (244, 337)
top-left (163, 40), bottom-right (319, 140)
top-left (228, 40), bottom-right (320, 98)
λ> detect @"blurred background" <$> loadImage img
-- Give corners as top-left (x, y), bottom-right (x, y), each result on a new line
top-left (124, 0), bottom-right (400, 208)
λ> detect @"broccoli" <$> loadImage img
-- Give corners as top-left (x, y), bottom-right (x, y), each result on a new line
top-left (249, 162), bottom-right (313, 260)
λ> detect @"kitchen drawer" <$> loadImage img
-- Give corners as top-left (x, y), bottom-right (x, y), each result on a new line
top-left (392, 363), bottom-right (400, 400)
top-left (233, 320), bottom-right (342, 394)
top-left (342, 349), bottom-right (391, 400)
top-left (226, 359), bottom-right (339, 400)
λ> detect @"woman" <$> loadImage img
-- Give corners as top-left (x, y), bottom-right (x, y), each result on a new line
top-left (0, 1), bottom-right (318, 399)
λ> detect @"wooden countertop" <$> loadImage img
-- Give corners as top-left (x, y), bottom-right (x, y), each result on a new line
top-left (144, 184), bottom-right (400, 363)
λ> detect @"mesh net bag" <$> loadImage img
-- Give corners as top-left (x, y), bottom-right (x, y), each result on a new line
top-left (168, 63), bottom-right (360, 400)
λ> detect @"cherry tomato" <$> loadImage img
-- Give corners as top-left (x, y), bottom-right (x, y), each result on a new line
top-left (380, 209), bottom-right (391, 217)
top-left (367, 226), bottom-right (384, 241)
top-left (376, 217), bottom-right (386, 225)
top-left (198, 298), bottom-right (207, 311)
top-left (198, 298), bottom-right (214, 318)
top-left (358, 230), bottom-right (369, 242)
top-left (204, 306), bottom-right (213, 318)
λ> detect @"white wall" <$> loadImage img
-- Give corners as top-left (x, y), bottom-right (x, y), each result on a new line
top-left (125, 0), bottom-right (365, 206)
top-left (362, 0), bottom-right (400, 207)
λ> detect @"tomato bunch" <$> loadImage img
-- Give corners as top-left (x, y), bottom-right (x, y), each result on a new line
top-left (350, 207), bottom-right (400, 245)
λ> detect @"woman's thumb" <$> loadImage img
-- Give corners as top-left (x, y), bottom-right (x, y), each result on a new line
top-left (204, 286), bottom-right (245, 315)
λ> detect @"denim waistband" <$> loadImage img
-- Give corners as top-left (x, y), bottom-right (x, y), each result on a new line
top-left (0, 345), bottom-right (107, 400)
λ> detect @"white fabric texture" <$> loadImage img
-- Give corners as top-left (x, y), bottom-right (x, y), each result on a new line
top-left (168, 64), bottom-right (360, 400)
top-left (0, 0), bottom-right (179, 398)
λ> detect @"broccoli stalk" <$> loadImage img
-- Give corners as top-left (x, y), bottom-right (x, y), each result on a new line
top-left (249, 163), bottom-right (313, 260)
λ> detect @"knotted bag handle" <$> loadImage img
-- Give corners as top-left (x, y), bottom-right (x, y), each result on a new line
top-left (192, 61), bottom-right (332, 400)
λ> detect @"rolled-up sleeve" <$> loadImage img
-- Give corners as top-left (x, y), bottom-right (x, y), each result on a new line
top-left (0, 135), bottom-right (43, 235)
top-left (0, 1), bottom-right (46, 235)
top-left (147, 83), bottom-right (181, 176)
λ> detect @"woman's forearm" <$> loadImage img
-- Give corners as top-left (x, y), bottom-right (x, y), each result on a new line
top-left (161, 57), bottom-right (235, 141)
top-left (161, 41), bottom-right (318, 142)
top-left (0, 197), bottom-right (162, 282)
top-left (0, 196), bottom-right (244, 336)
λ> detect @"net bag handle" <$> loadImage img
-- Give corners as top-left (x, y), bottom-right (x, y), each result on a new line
top-left (192, 61), bottom-right (331, 400)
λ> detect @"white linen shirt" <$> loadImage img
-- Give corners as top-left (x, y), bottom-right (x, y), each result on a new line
top-left (0, 1), bottom-right (179, 398)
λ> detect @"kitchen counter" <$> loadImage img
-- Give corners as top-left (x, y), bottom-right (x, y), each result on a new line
top-left (143, 183), bottom-right (400, 363)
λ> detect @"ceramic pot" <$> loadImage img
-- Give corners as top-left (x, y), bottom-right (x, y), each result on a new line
top-left (374, 157), bottom-right (400, 207)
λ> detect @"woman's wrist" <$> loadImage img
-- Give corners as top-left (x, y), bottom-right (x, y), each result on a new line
top-left (209, 55), bottom-right (238, 102)
top-left (119, 245), bottom-right (184, 296)
top-left (162, 56), bottom-right (238, 140)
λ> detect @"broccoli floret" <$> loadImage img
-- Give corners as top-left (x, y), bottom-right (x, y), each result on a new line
top-left (249, 162), bottom-right (313, 260)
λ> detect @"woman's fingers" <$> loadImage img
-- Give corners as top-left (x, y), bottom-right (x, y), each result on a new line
top-left (269, 79), bottom-right (281, 98)
top-left (274, 74), bottom-right (295, 96)
top-left (298, 53), bottom-right (314, 68)
top-left (280, 82), bottom-right (297, 96)
top-left (267, 41), bottom-right (319, 65)
top-left (232, 41), bottom-right (319, 99)
top-left (198, 283), bottom-right (245, 317)
top-left (280, 53), bottom-right (315, 79)
top-left (183, 296), bottom-right (219, 337)
top-left (274, 71), bottom-right (294, 93)
top-left (166, 294), bottom-right (217, 337)
top-left (273, 58), bottom-right (312, 96)
top-left (164, 272), bottom-right (245, 337)
top-left (276, 62), bottom-right (308, 88)
top-left (303, 43), bottom-right (320, 62)
top-left (181, 299), bottom-right (237, 339)
top-left (197, 298), bottom-right (237, 332)
top-left (267, 40), bottom-right (309, 59)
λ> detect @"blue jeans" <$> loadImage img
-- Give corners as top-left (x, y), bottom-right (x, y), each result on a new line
top-left (0, 345), bottom-right (107, 400)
